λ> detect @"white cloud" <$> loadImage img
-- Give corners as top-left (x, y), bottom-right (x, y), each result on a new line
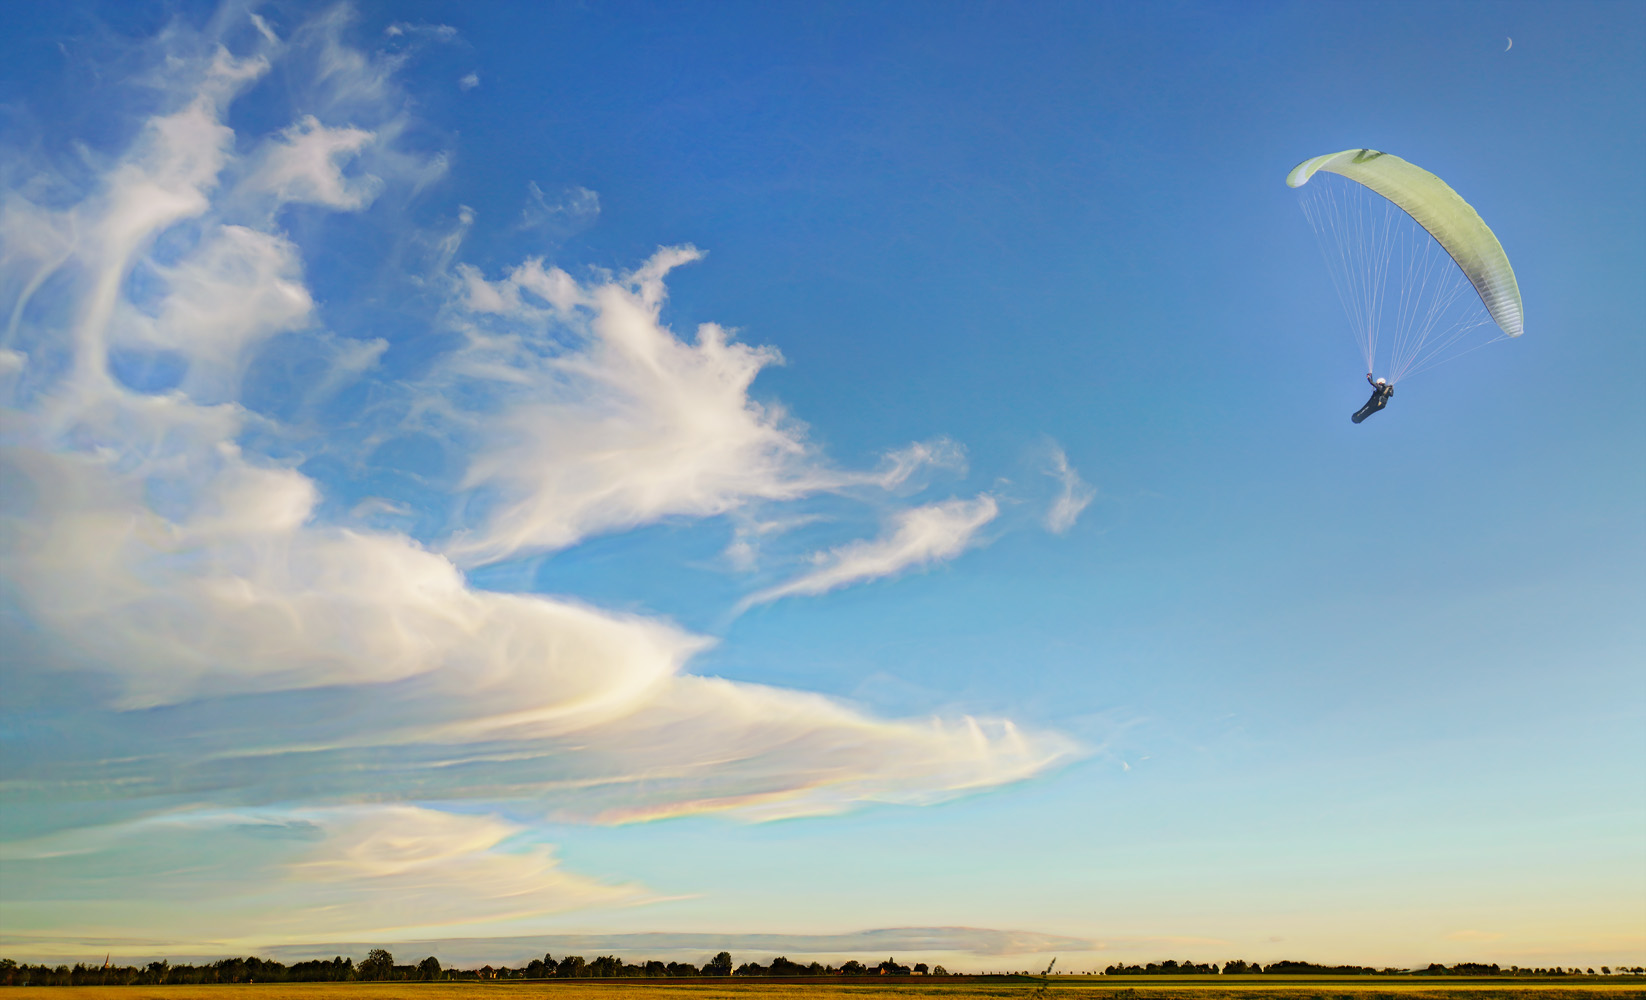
top-left (459, 72), bottom-right (480, 91)
top-left (0, 7), bottom-right (1078, 948)
top-left (871, 437), bottom-right (968, 490)
top-left (741, 495), bottom-right (999, 609)
top-left (517, 180), bottom-right (599, 233)
top-left (436, 256), bottom-right (975, 566)
top-left (1, 442), bottom-right (697, 713)
top-left (2, 431), bottom-right (1073, 814)
top-left (0, 23), bottom-right (1068, 822)
top-left (242, 115), bottom-right (381, 211)
top-left (723, 512), bottom-right (825, 571)
top-left (1, 806), bottom-right (646, 951)
top-left (441, 248), bottom-right (822, 563)
top-left (124, 225), bottom-right (314, 400)
top-left (570, 675), bottom-right (1072, 822)
top-left (1044, 445), bottom-right (1095, 534)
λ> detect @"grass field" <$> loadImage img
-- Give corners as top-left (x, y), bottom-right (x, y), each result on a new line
top-left (28, 978), bottom-right (1645, 1000)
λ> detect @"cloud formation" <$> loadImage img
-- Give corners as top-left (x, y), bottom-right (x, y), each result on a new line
top-left (0, 6), bottom-right (1075, 950)
top-left (442, 247), bottom-right (818, 563)
top-left (517, 180), bottom-right (599, 233)
top-left (741, 496), bottom-right (999, 609)
top-left (1, 806), bottom-right (645, 953)
top-left (1044, 445), bottom-right (1095, 534)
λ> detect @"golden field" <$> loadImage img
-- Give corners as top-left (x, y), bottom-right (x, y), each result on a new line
top-left (26, 978), bottom-right (1645, 1000)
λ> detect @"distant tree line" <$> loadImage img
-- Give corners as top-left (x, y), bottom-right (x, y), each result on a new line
top-left (1101, 960), bottom-right (1641, 977)
top-left (0, 956), bottom-right (361, 987)
top-left (458, 953), bottom-right (945, 980)
top-left (1, 952), bottom-right (1639, 986)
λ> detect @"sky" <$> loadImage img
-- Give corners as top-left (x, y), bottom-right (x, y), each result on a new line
top-left (1, 0), bottom-right (1642, 974)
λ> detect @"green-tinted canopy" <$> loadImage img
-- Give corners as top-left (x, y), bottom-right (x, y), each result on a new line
top-left (1287, 149), bottom-right (1523, 338)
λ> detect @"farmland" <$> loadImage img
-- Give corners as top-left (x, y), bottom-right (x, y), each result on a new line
top-left (24, 977), bottom-right (1645, 1000)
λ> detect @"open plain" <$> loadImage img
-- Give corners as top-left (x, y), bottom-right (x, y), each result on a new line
top-left (25, 978), bottom-right (1646, 1000)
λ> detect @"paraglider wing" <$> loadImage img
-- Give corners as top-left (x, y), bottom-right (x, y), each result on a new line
top-left (1287, 149), bottom-right (1523, 338)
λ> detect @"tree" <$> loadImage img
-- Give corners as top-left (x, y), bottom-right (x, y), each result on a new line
top-left (557, 956), bottom-right (587, 978)
top-left (705, 952), bottom-right (733, 977)
top-left (932, 965), bottom-right (949, 976)
top-left (419, 957), bottom-right (442, 981)
top-left (359, 950), bottom-right (395, 981)
top-left (840, 961), bottom-right (866, 975)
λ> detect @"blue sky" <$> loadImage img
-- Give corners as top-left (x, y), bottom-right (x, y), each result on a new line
top-left (1, 0), bottom-right (1641, 972)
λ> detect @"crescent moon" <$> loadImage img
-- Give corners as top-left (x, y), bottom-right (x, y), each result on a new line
top-left (1505, 37), bottom-right (1513, 50)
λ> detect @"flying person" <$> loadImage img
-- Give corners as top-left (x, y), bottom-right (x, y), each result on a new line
top-left (1352, 373), bottom-right (1394, 424)
top-left (1288, 149), bottom-right (1525, 426)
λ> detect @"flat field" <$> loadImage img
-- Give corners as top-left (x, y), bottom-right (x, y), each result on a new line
top-left (30, 979), bottom-right (1645, 1000)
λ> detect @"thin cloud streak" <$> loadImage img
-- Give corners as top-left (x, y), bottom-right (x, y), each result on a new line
top-left (740, 496), bottom-right (999, 610)
top-left (1044, 445), bottom-right (1095, 534)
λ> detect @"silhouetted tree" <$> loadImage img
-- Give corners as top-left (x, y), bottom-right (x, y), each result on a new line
top-left (359, 950), bottom-right (395, 981)
top-left (705, 952), bottom-right (733, 977)
top-left (419, 956), bottom-right (442, 980)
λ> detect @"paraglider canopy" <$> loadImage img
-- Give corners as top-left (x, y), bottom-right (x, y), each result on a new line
top-left (1287, 149), bottom-right (1522, 339)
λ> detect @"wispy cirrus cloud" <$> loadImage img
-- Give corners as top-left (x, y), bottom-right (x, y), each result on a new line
top-left (437, 252), bottom-right (967, 564)
top-left (517, 180), bottom-right (599, 234)
top-left (440, 246), bottom-right (814, 563)
top-left (0, 4), bottom-right (1076, 954)
top-left (740, 496), bottom-right (999, 610)
top-left (1044, 444), bottom-right (1095, 534)
top-left (240, 115), bottom-right (382, 212)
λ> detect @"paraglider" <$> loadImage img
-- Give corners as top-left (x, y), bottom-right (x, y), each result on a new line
top-left (1352, 373), bottom-right (1394, 424)
top-left (1287, 148), bottom-right (1523, 422)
